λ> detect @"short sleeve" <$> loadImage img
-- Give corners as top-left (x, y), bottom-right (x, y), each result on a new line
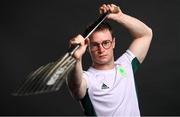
top-left (115, 49), bottom-right (140, 74)
top-left (82, 71), bottom-right (92, 89)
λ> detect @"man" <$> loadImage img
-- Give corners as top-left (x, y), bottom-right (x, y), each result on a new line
top-left (67, 3), bottom-right (153, 116)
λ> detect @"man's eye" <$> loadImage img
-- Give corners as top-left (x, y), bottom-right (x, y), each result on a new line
top-left (103, 41), bottom-right (110, 45)
top-left (104, 41), bottom-right (109, 44)
top-left (91, 43), bottom-right (98, 47)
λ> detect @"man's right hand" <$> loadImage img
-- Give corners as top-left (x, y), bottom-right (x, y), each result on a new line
top-left (69, 34), bottom-right (89, 60)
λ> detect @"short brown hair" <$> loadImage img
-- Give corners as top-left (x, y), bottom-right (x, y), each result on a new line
top-left (83, 21), bottom-right (114, 38)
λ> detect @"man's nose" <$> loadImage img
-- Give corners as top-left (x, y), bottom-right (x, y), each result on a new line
top-left (97, 44), bottom-right (105, 52)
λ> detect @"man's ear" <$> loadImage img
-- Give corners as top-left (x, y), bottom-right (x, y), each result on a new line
top-left (85, 38), bottom-right (90, 53)
top-left (85, 38), bottom-right (90, 45)
top-left (112, 37), bottom-right (115, 48)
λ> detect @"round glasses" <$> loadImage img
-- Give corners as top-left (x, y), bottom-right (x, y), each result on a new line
top-left (89, 40), bottom-right (113, 51)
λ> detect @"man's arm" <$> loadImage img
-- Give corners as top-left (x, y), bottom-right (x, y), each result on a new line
top-left (67, 59), bottom-right (87, 99)
top-left (100, 4), bottom-right (153, 63)
top-left (67, 35), bottom-right (88, 99)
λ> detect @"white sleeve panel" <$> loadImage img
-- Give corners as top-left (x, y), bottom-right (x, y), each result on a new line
top-left (115, 49), bottom-right (136, 64)
top-left (82, 71), bottom-right (92, 89)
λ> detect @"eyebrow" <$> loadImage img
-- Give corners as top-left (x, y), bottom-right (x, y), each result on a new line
top-left (90, 39), bottom-right (112, 43)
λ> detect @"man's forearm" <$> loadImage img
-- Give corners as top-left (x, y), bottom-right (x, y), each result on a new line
top-left (67, 60), bottom-right (83, 89)
top-left (67, 59), bottom-right (87, 99)
top-left (113, 13), bottom-right (152, 39)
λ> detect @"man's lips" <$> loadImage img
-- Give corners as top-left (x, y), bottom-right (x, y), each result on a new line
top-left (98, 54), bottom-right (107, 58)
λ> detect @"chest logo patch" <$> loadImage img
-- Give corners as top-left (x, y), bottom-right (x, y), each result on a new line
top-left (117, 66), bottom-right (126, 77)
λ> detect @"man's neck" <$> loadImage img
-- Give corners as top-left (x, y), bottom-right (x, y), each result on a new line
top-left (92, 62), bottom-right (115, 70)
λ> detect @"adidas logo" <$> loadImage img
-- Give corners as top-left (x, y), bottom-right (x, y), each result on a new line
top-left (101, 83), bottom-right (109, 89)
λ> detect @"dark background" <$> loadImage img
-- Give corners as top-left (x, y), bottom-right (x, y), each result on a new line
top-left (0, 0), bottom-right (180, 116)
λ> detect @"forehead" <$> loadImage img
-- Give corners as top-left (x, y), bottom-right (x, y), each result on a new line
top-left (89, 29), bottom-right (112, 42)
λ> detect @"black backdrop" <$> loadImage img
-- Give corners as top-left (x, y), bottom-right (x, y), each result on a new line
top-left (0, 0), bottom-right (180, 116)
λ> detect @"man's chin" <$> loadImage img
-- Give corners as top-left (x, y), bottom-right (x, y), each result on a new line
top-left (96, 59), bottom-right (109, 65)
